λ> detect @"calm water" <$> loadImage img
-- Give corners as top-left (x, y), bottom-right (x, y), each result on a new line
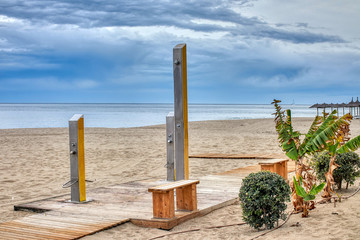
top-left (0, 103), bottom-right (316, 129)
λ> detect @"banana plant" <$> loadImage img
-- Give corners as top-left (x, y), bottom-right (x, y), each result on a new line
top-left (293, 176), bottom-right (325, 217)
top-left (322, 136), bottom-right (360, 198)
top-left (272, 99), bottom-right (356, 211)
top-left (273, 99), bottom-right (352, 163)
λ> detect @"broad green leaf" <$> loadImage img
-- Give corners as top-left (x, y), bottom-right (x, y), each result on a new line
top-left (309, 182), bottom-right (325, 196)
top-left (298, 176), bottom-right (303, 186)
top-left (302, 116), bottom-right (349, 156)
top-left (337, 135), bottom-right (360, 154)
top-left (301, 116), bottom-right (322, 150)
top-left (304, 195), bottom-right (316, 201)
top-left (315, 182), bottom-right (325, 194)
top-left (293, 176), bottom-right (307, 198)
top-left (286, 148), bottom-right (298, 161)
top-left (282, 140), bottom-right (298, 160)
top-left (282, 141), bottom-right (294, 150)
top-left (292, 131), bottom-right (301, 138)
top-left (328, 143), bottom-right (339, 156)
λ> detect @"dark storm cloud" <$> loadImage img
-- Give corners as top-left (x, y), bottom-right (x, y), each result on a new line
top-left (0, 0), bottom-right (257, 27)
top-left (255, 28), bottom-right (345, 44)
top-left (0, 0), bottom-right (344, 44)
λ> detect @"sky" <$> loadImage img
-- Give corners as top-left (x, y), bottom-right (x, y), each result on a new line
top-left (0, 0), bottom-right (359, 104)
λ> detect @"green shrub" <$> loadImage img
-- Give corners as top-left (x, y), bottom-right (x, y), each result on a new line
top-left (239, 171), bottom-right (291, 230)
top-left (312, 151), bottom-right (360, 189)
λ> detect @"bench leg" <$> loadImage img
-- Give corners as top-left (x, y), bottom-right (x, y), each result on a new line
top-left (274, 162), bottom-right (288, 180)
top-left (176, 184), bottom-right (197, 211)
top-left (260, 164), bottom-right (274, 173)
top-left (152, 190), bottom-right (175, 219)
top-left (262, 162), bottom-right (288, 180)
top-left (274, 163), bottom-right (281, 178)
top-left (281, 161), bottom-right (288, 180)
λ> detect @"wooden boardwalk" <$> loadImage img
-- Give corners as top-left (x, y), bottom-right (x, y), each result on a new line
top-left (189, 153), bottom-right (286, 159)
top-left (1, 156), bottom-right (295, 240)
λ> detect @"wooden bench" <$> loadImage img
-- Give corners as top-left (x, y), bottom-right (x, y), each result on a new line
top-left (148, 180), bottom-right (200, 219)
top-left (259, 159), bottom-right (289, 180)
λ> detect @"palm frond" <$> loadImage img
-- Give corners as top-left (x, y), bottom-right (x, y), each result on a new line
top-left (272, 100), bottom-right (300, 160)
top-left (300, 114), bottom-right (350, 155)
top-left (312, 110), bottom-right (337, 137)
top-left (300, 116), bottom-right (322, 150)
top-left (333, 113), bottom-right (352, 145)
top-left (272, 100), bottom-right (285, 133)
top-left (284, 140), bottom-right (299, 160)
top-left (337, 135), bottom-right (360, 153)
top-left (272, 99), bottom-right (289, 144)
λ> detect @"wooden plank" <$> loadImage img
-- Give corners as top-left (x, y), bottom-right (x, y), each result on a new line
top-left (259, 159), bottom-right (289, 179)
top-left (45, 205), bottom-right (136, 217)
top-left (27, 214), bottom-right (113, 227)
top-left (0, 222), bottom-right (76, 239)
top-left (0, 225), bottom-right (66, 240)
top-left (258, 158), bottom-right (288, 165)
top-left (189, 154), bottom-right (273, 159)
top-left (260, 164), bottom-right (274, 172)
top-left (152, 190), bottom-right (175, 219)
top-left (173, 43), bottom-right (189, 180)
top-left (15, 217), bottom-right (99, 231)
top-left (131, 197), bottom-right (238, 230)
top-left (176, 183), bottom-right (197, 211)
top-left (0, 229), bottom-right (45, 240)
top-left (43, 210), bottom-right (126, 222)
top-left (4, 220), bottom-right (82, 237)
top-left (148, 180), bottom-right (199, 192)
top-left (14, 216), bottom-right (128, 238)
top-left (0, 231), bottom-right (39, 240)
top-left (131, 210), bottom-right (200, 230)
top-left (39, 212), bottom-right (111, 223)
top-left (0, 231), bottom-right (45, 240)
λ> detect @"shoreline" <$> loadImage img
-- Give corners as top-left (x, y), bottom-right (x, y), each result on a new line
top-left (0, 103), bottom-right (316, 129)
top-left (0, 117), bottom-right (316, 130)
top-left (1, 118), bottom-right (360, 239)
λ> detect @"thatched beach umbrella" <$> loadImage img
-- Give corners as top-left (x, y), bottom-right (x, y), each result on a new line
top-left (309, 103), bottom-right (320, 115)
top-left (317, 103), bottom-right (329, 116)
top-left (350, 97), bottom-right (360, 117)
top-left (347, 98), bottom-right (357, 116)
top-left (338, 102), bottom-right (347, 115)
top-left (329, 103), bottom-right (335, 112)
top-left (310, 99), bottom-right (360, 117)
top-left (331, 103), bottom-right (339, 117)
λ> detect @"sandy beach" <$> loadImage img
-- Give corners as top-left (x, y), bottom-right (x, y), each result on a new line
top-left (1, 118), bottom-right (360, 239)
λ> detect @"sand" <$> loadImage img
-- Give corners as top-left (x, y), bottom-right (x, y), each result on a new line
top-left (1, 118), bottom-right (360, 239)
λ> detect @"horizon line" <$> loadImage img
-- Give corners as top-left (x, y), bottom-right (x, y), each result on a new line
top-left (0, 102), bottom-right (311, 105)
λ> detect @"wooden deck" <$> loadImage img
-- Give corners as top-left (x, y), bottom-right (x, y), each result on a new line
top-left (189, 153), bottom-right (286, 159)
top-left (1, 156), bottom-right (295, 240)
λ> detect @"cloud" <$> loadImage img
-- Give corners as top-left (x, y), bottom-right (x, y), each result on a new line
top-left (253, 28), bottom-right (344, 44)
top-left (0, 0), bottom-right (344, 45)
top-left (0, 1), bottom-right (255, 26)
top-left (0, 0), bottom-right (359, 104)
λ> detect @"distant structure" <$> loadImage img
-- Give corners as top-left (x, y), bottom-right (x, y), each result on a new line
top-left (310, 97), bottom-right (360, 118)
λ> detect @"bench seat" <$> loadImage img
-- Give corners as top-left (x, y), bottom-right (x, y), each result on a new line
top-left (148, 180), bottom-right (199, 219)
top-left (259, 159), bottom-right (288, 180)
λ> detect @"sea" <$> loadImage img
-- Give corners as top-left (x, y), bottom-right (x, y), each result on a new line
top-left (0, 103), bottom-right (316, 129)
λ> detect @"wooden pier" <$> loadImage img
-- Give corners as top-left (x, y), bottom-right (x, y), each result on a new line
top-left (0, 157), bottom-right (295, 240)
